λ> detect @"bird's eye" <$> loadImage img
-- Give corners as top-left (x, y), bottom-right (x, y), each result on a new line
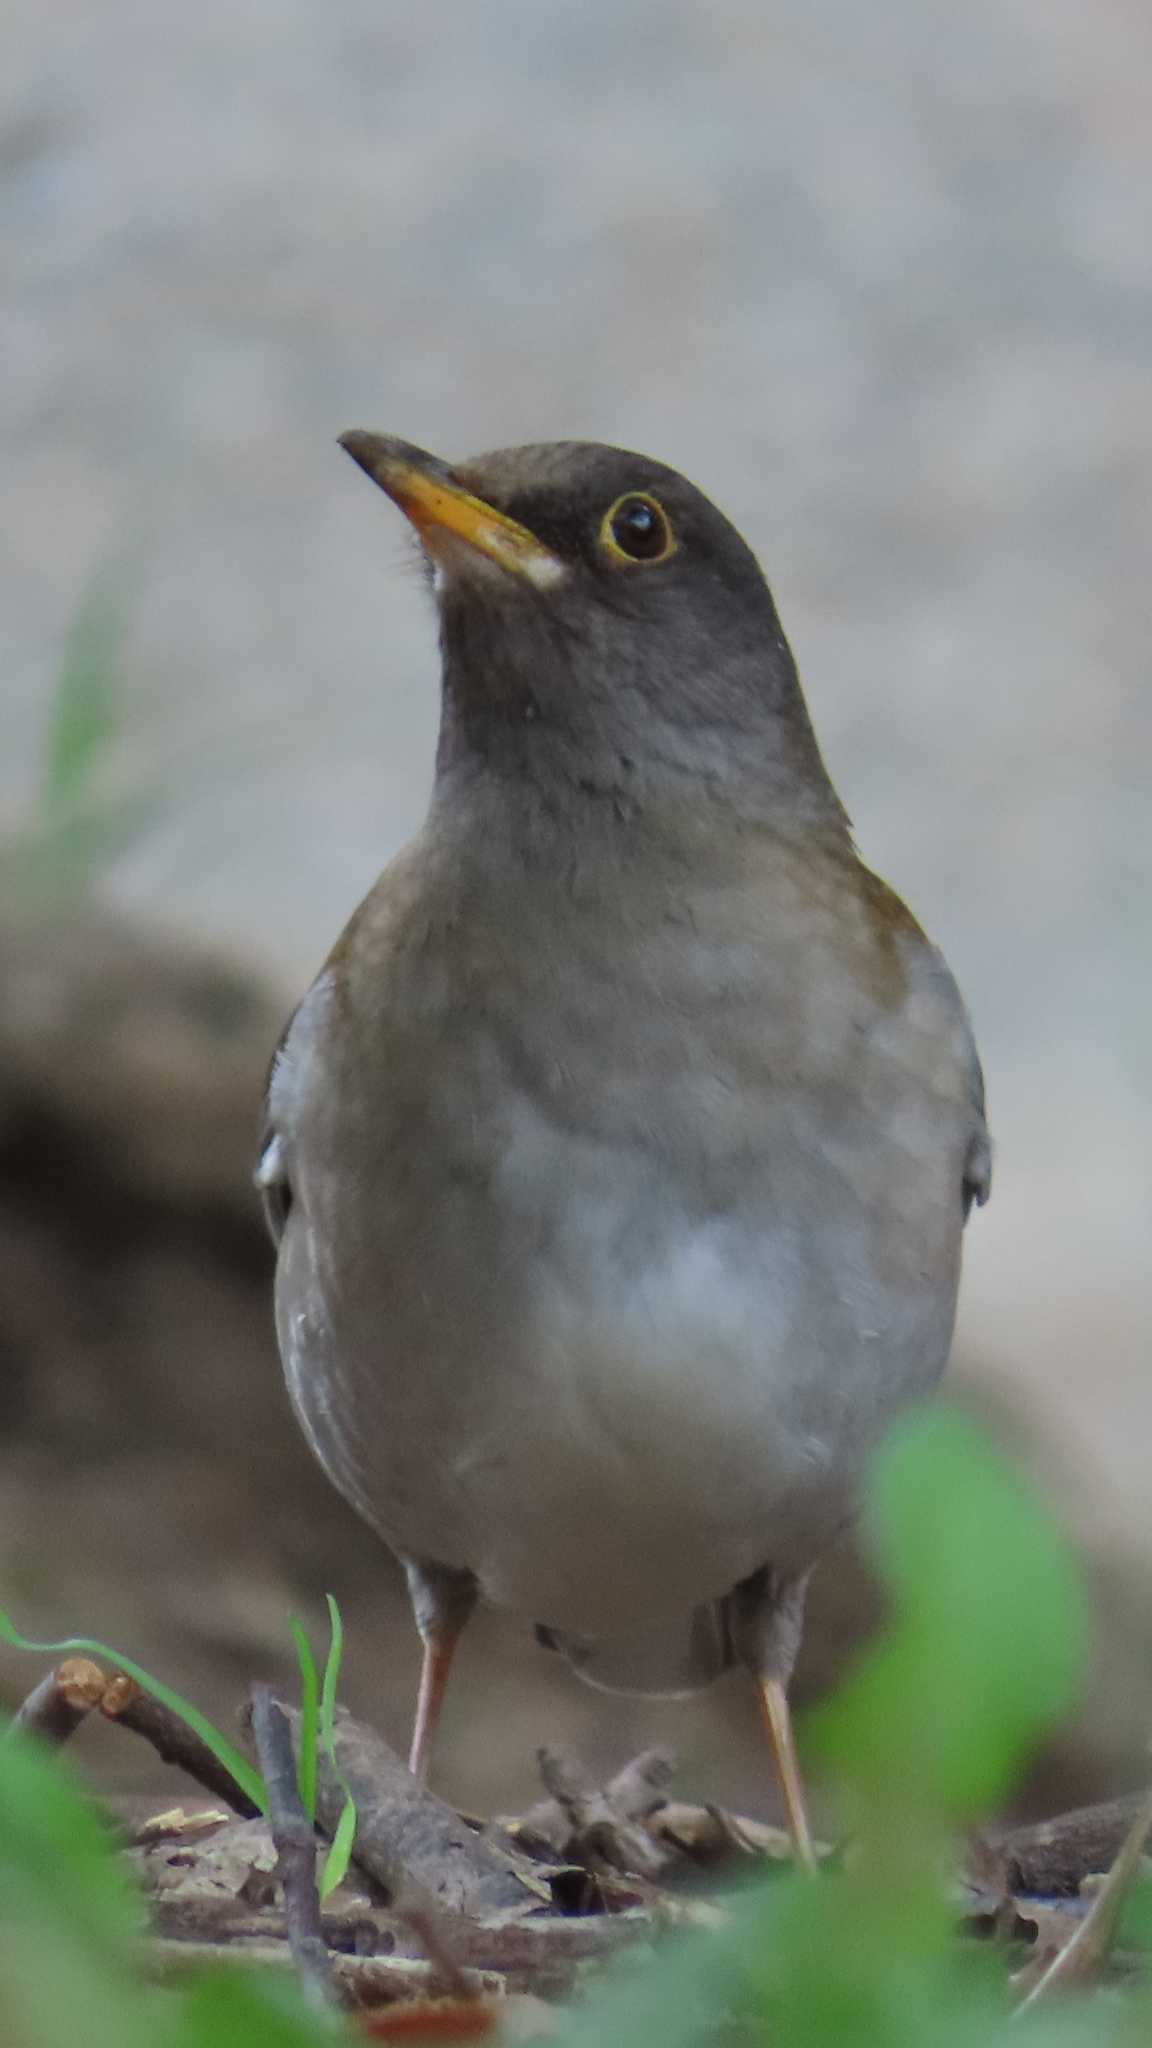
top-left (600, 492), bottom-right (676, 565)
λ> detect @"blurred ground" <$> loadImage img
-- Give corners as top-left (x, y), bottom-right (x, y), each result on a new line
top-left (1, 0), bottom-right (1149, 1817)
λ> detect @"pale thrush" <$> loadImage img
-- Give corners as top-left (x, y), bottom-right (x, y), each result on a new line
top-left (259, 434), bottom-right (991, 1868)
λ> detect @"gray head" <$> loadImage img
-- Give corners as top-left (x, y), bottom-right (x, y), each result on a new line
top-left (340, 432), bottom-right (847, 834)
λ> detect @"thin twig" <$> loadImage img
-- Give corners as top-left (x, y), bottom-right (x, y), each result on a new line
top-left (8, 1658), bottom-right (108, 1745)
top-left (249, 1683), bottom-right (335, 2010)
top-left (100, 1673), bottom-right (260, 1817)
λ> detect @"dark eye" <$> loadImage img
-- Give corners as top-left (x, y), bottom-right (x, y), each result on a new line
top-left (601, 492), bottom-right (676, 565)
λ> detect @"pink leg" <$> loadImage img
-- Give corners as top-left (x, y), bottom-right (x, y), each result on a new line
top-left (402, 1559), bottom-right (477, 1784)
top-left (408, 1630), bottom-right (462, 1782)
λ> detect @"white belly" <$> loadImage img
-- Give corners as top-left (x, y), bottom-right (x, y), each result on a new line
top-left (278, 1125), bottom-right (958, 1635)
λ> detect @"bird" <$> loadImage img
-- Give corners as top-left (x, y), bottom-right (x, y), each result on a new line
top-left (258, 432), bottom-right (990, 1870)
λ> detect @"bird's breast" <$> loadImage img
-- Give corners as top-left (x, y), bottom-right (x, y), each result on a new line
top-left (271, 831), bottom-right (974, 1630)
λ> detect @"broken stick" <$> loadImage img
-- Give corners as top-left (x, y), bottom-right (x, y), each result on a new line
top-left (985, 1792), bottom-right (1152, 1896)
top-left (8, 1657), bottom-right (107, 1747)
top-left (535, 1746), bottom-right (669, 1879)
top-left (101, 1673), bottom-right (261, 1818)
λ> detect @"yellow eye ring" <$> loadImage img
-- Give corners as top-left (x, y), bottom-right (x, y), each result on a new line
top-left (599, 492), bottom-right (677, 566)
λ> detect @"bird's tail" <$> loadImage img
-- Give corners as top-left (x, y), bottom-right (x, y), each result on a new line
top-left (536, 1600), bottom-right (732, 1699)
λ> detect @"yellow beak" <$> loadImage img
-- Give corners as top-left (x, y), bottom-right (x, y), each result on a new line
top-left (339, 431), bottom-right (565, 588)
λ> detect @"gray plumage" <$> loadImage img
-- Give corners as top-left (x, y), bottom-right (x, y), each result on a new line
top-left (260, 438), bottom-right (989, 1707)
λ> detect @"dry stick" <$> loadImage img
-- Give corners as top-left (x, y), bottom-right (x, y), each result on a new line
top-left (397, 1894), bottom-right (486, 2004)
top-left (517, 1746), bottom-right (675, 1856)
top-left (100, 1673), bottom-right (261, 1818)
top-left (147, 1895), bottom-right (648, 2000)
top-left (249, 1684), bottom-right (335, 2010)
top-left (984, 1793), bottom-right (1152, 1897)
top-left (652, 1800), bottom-right (795, 1865)
top-left (145, 1937), bottom-right (504, 2009)
top-left (515, 1744), bottom-right (796, 1877)
top-left (1014, 1781), bottom-right (1152, 2012)
top-left (277, 1700), bottom-right (544, 1919)
top-left (128, 1806), bottom-right (233, 1847)
top-left (605, 1747), bottom-right (676, 1821)
top-left (437, 1907), bottom-right (653, 1993)
top-left (8, 1658), bottom-right (107, 1746)
top-left (148, 1891), bottom-right (390, 1953)
top-left (146, 1877), bottom-right (649, 1968)
top-left (536, 1746), bottom-right (668, 1879)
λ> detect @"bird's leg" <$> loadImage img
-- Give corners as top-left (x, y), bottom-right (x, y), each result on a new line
top-left (757, 1671), bottom-right (817, 1873)
top-left (409, 1634), bottom-right (458, 1782)
top-left (401, 1559), bottom-right (478, 1783)
top-left (729, 1566), bottom-right (818, 1874)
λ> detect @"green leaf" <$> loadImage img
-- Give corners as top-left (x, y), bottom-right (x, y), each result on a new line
top-left (0, 1611), bottom-right (267, 1814)
top-left (168, 1968), bottom-right (334, 2047)
top-left (0, 1737), bottom-right (153, 2048)
top-left (811, 1407), bottom-right (1087, 1825)
top-left (290, 1618), bottom-right (320, 1823)
top-left (1116, 1865), bottom-right (1152, 1954)
top-left (551, 1866), bottom-right (1010, 2048)
top-left (0, 1734), bottom-right (139, 1956)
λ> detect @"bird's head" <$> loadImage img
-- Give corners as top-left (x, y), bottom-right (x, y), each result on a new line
top-left (339, 431), bottom-right (845, 831)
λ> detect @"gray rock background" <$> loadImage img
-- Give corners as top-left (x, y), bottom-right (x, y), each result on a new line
top-left (2, 0), bottom-right (1149, 1808)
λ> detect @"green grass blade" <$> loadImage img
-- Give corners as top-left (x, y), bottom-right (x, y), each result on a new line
top-left (289, 1618), bottom-right (319, 1823)
top-left (40, 574), bottom-right (127, 824)
top-left (319, 1592), bottom-right (344, 1741)
top-left (0, 1611), bottom-right (267, 1814)
top-left (317, 1594), bottom-right (357, 1899)
top-left (318, 1792), bottom-right (356, 1901)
